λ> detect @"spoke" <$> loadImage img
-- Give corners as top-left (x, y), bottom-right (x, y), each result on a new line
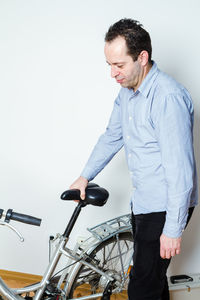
top-left (69, 232), bottom-right (133, 299)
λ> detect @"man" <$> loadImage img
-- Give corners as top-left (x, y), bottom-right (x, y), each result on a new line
top-left (70, 19), bottom-right (198, 299)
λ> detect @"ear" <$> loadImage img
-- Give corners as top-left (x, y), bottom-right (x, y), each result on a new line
top-left (138, 50), bottom-right (149, 66)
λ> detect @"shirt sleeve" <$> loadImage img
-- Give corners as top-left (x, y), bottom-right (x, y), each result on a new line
top-left (81, 94), bottom-right (124, 181)
top-left (153, 91), bottom-right (195, 238)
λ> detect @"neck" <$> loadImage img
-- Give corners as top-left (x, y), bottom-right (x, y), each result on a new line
top-left (134, 62), bottom-right (152, 92)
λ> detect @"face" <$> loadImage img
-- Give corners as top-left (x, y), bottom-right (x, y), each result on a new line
top-left (104, 36), bottom-right (144, 90)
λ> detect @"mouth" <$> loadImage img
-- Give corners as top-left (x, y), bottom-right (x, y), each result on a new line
top-left (116, 78), bottom-right (124, 84)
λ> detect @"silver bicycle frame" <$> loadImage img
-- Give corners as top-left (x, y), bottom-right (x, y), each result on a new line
top-left (62, 214), bottom-right (132, 298)
top-left (0, 214), bottom-right (132, 300)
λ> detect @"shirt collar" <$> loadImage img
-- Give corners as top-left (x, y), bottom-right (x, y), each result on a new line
top-left (138, 61), bottom-right (159, 98)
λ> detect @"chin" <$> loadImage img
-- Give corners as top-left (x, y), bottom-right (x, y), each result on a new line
top-left (121, 82), bottom-right (128, 88)
top-left (122, 81), bottom-right (134, 89)
top-left (122, 83), bottom-right (131, 89)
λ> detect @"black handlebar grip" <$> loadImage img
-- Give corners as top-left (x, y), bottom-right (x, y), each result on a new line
top-left (11, 211), bottom-right (41, 226)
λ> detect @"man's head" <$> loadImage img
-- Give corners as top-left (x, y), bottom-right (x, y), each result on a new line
top-left (104, 19), bottom-right (152, 90)
top-left (105, 18), bottom-right (152, 63)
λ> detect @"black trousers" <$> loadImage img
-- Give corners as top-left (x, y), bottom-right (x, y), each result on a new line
top-left (128, 207), bottom-right (194, 300)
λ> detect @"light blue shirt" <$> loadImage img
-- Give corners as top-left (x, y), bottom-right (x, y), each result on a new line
top-left (81, 62), bottom-right (198, 238)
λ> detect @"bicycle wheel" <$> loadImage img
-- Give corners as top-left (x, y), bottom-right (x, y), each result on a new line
top-left (69, 231), bottom-right (133, 299)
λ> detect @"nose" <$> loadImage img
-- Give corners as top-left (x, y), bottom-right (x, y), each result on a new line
top-left (111, 66), bottom-right (120, 78)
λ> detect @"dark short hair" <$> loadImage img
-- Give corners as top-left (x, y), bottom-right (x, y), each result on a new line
top-left (105, 18), bottom-right (152, 62)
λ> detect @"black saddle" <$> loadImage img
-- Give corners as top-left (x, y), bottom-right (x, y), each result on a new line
top-left (60, 183), bottom-right (109, 207)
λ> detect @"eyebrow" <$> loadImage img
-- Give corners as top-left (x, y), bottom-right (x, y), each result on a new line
top-left (106, 61), bottom-right (126, 65)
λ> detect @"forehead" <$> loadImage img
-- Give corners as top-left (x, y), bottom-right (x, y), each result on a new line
top-left (104, 36), bottom-right (130, 62)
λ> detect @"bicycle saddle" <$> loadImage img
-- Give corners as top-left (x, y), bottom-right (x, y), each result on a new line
top-left (60, 183), bottom-right (109, 207)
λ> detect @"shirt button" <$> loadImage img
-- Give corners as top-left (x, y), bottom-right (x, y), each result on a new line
top-left (127, 135), bottom-right (130, 140)
top-left (129, 116), bottom-right (132, 120)
top-left (128, 153), bottom-right (132, 158)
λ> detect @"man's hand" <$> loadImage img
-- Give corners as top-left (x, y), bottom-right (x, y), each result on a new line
top-left (160, 233), bottom-right (182, 259)
top-left (70, 176), bottom-right (88, 200)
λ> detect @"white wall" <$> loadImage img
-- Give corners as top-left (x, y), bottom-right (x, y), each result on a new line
top-left (0, 0), bottom-right (200, 281)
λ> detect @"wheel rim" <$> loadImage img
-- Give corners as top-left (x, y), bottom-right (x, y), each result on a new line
top-left (69, 232), bottom-right (133, 299)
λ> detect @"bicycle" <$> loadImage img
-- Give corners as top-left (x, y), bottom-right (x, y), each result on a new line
top-left (0, 183), bottom-right (133, 300)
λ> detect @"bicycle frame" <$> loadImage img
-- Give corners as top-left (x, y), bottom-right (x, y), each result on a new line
top-left (10, 237), bottom-right (113, 300)
top-left (0, 210), bottom-right (132, 300)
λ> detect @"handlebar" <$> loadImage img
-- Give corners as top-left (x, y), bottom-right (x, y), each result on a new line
top-left (1, 209), bottom-right (42, 226)
top-left (0, 208), bottom-right (41, 242)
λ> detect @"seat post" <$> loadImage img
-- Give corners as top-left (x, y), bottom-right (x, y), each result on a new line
top-left (63, 201), bottom-right (85, 238)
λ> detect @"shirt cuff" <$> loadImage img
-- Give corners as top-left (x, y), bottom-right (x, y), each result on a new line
top-left (162, 187), bottom-right (193, 238)
top-left (80, 166), bottom-right (95, 182)
top-left (162, 209), bottom-right (189, 238)
top-left (162, 220), bottom-right (185, 238)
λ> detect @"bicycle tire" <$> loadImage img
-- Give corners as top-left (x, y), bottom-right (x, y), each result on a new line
top-left (68, 231), bottom-right (133, 299)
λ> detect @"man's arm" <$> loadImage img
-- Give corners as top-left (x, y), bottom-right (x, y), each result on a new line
top-left (153, 91), bottom-right (195, 259)
top-left (70, 94), bottom-right (124, 196)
